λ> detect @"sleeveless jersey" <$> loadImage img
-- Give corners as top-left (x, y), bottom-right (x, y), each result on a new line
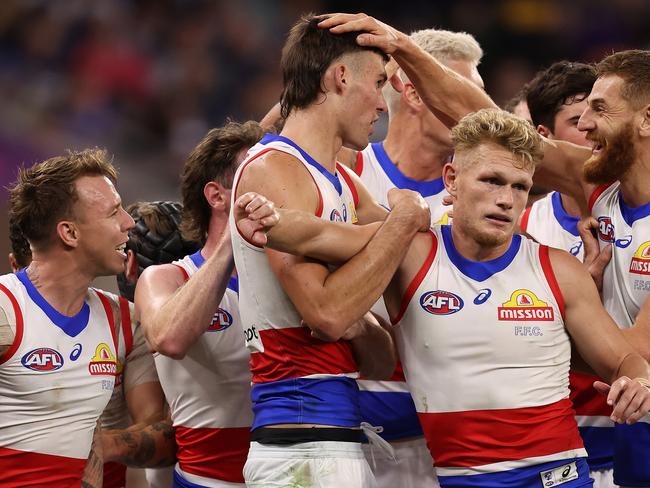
top-left (356, 142), bottom-right (450, 225)
top-left (98, 292), bottom-right (160, 488)
top-left (154, 250), bottom-right (251, 486)
top-left (521, 191), bottom-right (611, 472)
top-left (394, 226), bottom-right (587, 487)
top-left (353, 141), bottom-right (439, 442)
top-left (0, 270), bottom-right (119, 487)
top-left (520, 192), bottom-right (584, 261)
top-left (230, 133), bottom-right (362, 429)
top-left (590, 182), bottom-right (650, 486)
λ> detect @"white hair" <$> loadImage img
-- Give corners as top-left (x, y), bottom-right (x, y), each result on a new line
top-left (384, 28), bottom-right (483, 115)
top-left (410, 28), bottom-right (483, 64)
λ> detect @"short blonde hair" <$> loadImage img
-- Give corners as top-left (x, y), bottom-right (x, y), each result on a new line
top-left (451, 109), bottom-right (543, 169)
top-left (385, 28), bottom-right (483, 114)
top-left (410, 28), bottom-right (483, 64)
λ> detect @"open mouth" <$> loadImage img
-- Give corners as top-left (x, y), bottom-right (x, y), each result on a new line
top-left (115, 243), bottom-right (127, 256)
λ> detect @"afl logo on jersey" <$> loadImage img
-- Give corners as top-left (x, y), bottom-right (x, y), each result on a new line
top-left (498, 289), bottom-right (554, 321)
top-left (630, 241), bottom-right (650, 275)
top-left (88, 343), bottom-right (117, 376)
top-left (21, 347), bottom-right (64, 371)
top-left (420, 290), bottom-right (464, 315)
top-left (597, 216), bottom-right (615, 242)
top-left (208, 308), bottom-right (233, 331)
top-left (330, 209), bottom-right (343, 222)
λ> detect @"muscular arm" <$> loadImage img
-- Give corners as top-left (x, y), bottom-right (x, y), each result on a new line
top-left (101, 378), bottom-right (175, 467)
top-left (235, 193), bottom-right (381, 262)
top-left (102, 414), bottom-right (176, 468)
top-left (622, 296), bottom-right (650, 363)
top-left (552, 248), bottom-right (650, 422)
top-left (136, 229), bottom-right (233, 359)
top-left (556, 249), bottom-right (648, 382)
top-left (81, 421), bottom-right (103, 488)
top-left (236, 151), bottom-right (429, 341)
top-left (534, 139), bottom-right (594, 213)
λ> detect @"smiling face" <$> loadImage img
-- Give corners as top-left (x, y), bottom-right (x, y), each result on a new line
top-left (339, 51), bottom-right (388, 150)
top-left (578, 75), bottom-right (638, 183)
top-left (446, 142), bottom-right (533, 248)
top-left (73, 175), bottom-right (134, 277)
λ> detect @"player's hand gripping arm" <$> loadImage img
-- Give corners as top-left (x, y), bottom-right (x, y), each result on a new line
top-left (552, 248), bottom-right (650, 424)
top-left (235, 152), bottom-right (430, 342)
top-left (235, 191), bottom-right (381, 262)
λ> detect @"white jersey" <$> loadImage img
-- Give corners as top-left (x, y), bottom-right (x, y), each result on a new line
top-left (154, 251), bottom-right (251, 486)
top-left (590, 182), bottom-right (650, 327)
top-left (230, 133), bottom-right (363, 430)
top-left (590, 182), bottom-right (650, 486)
top-left (0, 270), bottom-right (119, 487)
top-left (395, 226), bottom-right (586, 486)
top-left (520, 191), bottom-right (584, 260)
top-left (356, 142), bottom-right (450, 225)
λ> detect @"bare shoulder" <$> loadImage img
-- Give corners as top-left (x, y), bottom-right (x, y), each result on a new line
top-left (546, 246), bottom-right (596, 301)
top-left (139, 263), bottom-right (185, 288)
top-left (237, 149), bottom-right (320, 213)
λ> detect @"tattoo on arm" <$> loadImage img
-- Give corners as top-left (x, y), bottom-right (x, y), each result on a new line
top-left (81, 421), bottom-right (103, 488)
top-left (108, 419), bottom-right (176, 468)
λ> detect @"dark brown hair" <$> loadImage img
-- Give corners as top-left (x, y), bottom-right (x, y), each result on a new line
top-left (280, 13), bottom-right (388, 119)
top-left (596, 50), bottom-right (650, 109)
top-left (180, 120), bottom-right (264, 243)
top-left (526, 61), bottom-right (596, 131)
top-left (9, 148), bottom-right (117, 250)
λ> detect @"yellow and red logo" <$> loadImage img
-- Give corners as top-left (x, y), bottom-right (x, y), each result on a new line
top-left (88, 343), bottom-right (117, 376)
top-left (630, 241), bottom-right (650, 275)
top-left (497, 289), bottom-right (555, 321)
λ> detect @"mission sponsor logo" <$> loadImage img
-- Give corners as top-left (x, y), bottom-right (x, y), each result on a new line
top-left (497, 289), bottom-right (554, 321)
top-left (597, 216), bottom-right (615, 243)
top-left (207, 308), bottom-right (233, 331)
top-left (21, 347), bottom-right (64, 371)
top-left (88, 343), bottom-right (117, 376)
top-left (630, 241), bottom-right (650, 275)
top-left (420, 290), bottom-right (464, 315)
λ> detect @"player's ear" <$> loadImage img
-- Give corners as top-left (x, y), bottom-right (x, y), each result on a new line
top-left (331, 62), bottom-right (348, 95)
top-left (536, 125), bottom-right (551, 138)
top-left (125, 249), bottom-right (139, 283)
top-left (204, 181), bottom-right (228, 211)
top-left (638, 103), bottom-right (650, 138)
top-left (57, 220), bottom-right (80, 248)
top-left (443, 162), bottom-right (459, 197)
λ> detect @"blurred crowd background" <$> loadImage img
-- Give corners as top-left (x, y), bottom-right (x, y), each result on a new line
top-left (2, 0), bottom-right (650, 272)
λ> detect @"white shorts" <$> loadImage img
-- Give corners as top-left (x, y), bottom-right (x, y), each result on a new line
top-left (590, 468), bottom-right (617, 488)
top-left (145, 466), bottom-right (174, 488)
top-left (362, 437), bottom-right (439, 488)
top-left (244, 441), bottom-right (377, 488)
